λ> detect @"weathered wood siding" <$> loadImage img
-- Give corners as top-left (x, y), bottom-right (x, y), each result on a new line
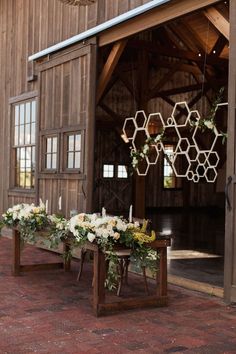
top-left (0, 0), bottom-right (100, 214)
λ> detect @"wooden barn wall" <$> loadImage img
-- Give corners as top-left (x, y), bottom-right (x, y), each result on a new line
top-left (38, 43), bottom-right (96, 217)
top-left (0, 0), bottom-right (100, 214)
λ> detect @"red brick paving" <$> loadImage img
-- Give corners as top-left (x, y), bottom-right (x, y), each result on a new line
top-left (0, 236), bottom-right (236, 354)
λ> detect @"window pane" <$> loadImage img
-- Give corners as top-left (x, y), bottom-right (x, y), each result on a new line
top-left (20, 104), bottom-right (25, 125)
top-left (47, 138), bottom-right (52, 153)
top-left (32, 146), bottom-right (35, 170)
top-left (75, 134), bottom-right (81, 151)
top-left (52, 137), bottom-right (57, 153)
top-left (31, 122), bottom-right (35, 144)
top-left (68, 135), bottom-right (74, 151)
top-left (52, 153), bottom-right (57, 169)
top-left (163, 144), bottom-right (177, 189)
top-left (14, 125), bottom-right (19, 146)
top-left (118, 165), bottom-right (128, 178)
top-left (74, 152), bottom-right (81, 169)
top-left (25, 124), bottom-right (31, 145)
top-left (15, 105), bottom-right (19, 126)
top-left (25, 102), bottom-right (31, 123)
top-left (103, 164), bottom-right (114, 178)
top-left (19, 124), bottom-right (24, 145)
top-left (20, 172), bottom-right (25, 188)
top-left (67, 152), bottom-right (74, 169)
top-left (31, 101), bottom-right (36, 123)
top-left (46, 154), bottom-right (51, 169)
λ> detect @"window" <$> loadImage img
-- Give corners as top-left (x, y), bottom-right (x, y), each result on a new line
top-left (163, 144), bottom-right (178, 189)
top-left (66, 133), bottom-right (81, 169)
top-left (41, 129), bottom-right (84, 174)
top-left (103, 164), bottom-right (114, 178)
top-left (45, 136), bottom-right (58, 170)
top-left (13, 100), bottom-right (36, 189)
top-left (117, 165), bottom-right (128, 179)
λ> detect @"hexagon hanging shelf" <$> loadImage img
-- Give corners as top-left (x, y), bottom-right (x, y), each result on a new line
top-left (59, 0), bottom-right (96, 6)
top-left (122, 102), bottom-right (226, 183)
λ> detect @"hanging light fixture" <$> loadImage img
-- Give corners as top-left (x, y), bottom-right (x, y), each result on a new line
top-left (59, 0), bottom-right (96, 6)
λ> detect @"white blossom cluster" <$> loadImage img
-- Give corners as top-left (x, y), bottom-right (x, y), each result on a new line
top-left (2, 202), bottom-right (46, 222)
top-left (69, 213), bottom-right (140, 243)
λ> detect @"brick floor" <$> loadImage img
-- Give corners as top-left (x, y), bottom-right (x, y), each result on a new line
top-left (0, 236), bottom-right (236, 354)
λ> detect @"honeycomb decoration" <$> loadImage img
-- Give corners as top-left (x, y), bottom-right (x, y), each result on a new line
top-left (122, 102), bottom-right (224, 183)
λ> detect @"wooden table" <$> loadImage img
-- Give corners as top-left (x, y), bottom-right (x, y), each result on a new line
top-left (12, 228), bottom-right (71, 276)
top-left (85, 238), bottom-right (171, 316)
top-left (11, 228), bottom-right (170, 316)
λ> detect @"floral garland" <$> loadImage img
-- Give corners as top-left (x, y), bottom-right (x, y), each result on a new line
top-left (0, 206), bottom-right (159, 291)
top-left (189, 87), bottom-right (227, 143)
top-left (131, 88), bottom-right (227, 170)
top-left (1, 202), bottom-right (49, 244)
top-left (131, 131), bottom-right (165, 169)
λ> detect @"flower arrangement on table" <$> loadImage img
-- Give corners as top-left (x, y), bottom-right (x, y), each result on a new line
top-left (68, 213), bottom-right (157, 290)
top-left (0, 205), bottom-right (159, 291)
top-left (1, 202), bottom-right (49, 244)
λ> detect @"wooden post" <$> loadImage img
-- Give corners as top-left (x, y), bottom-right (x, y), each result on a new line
top-left (134, 49), bottom-right (148, 219)
top-left (157, 247), bottom-right (168, 297)
top-left (93, 248), bottom-right (106, 316)
top-left (12, 229), bottom-right (21, 276)
top-left (224, 0), bottom-right (236, 303)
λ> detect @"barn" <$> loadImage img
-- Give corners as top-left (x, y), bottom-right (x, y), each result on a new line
top-left (0, 0), bottom-right (235, 303)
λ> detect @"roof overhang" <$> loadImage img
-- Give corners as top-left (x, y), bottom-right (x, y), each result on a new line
top-left (29, 0), bottom-right (223, 62)
top-left (28, 0), bottom-right (171, 61)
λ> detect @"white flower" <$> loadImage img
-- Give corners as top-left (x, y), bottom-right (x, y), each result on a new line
top-left (143, 144), bottom-right (149, 154)
top-left (116, 219), bottom-right (127, 232)
top-left (87, 232), bottom-right (96, 243)
top-left (154, 134), bottom-right (162, 142)
top-left (204, 120), bottom-right (214, 130)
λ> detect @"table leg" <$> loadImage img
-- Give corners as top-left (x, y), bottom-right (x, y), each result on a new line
top-left (12, 229), bottom-right (21, 276)
top-left (93, 249), bottom-right (106, 316)
top-left (63, 242), bottom-right (71, 272)
top-left (157, 247), bottom-right (167, 297)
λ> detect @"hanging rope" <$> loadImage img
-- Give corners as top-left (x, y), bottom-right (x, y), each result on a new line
top-left (59, 0), bottom-right (97, 6)
top-left (201, 20), bottom-right (210, 98)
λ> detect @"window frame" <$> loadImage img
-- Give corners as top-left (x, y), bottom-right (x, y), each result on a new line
top-left (10, 94), bottom-right (37, 191)
top-left (117, 164), bottom-right (129, 179)
top-left (62, 130), bottom-right (84, 173)
top-left (102, 163), bottom-right (129, 179)
top-left (163, 143), bottom-right (182, 190)
top-left (39, 126), bottom-right (85, 177)
top-left (102, 164), bottom-right (115, 179)
top-left (42, 133), bottom-right (59, 173)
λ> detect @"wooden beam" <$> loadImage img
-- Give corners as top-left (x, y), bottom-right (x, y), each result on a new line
top-left (99, 0), bottom-right (222, 47)
top-left (99, 103), bottom-right (123, 121)
top-left (210, 34), bottom-right (228, 56)
top-left (149, 63), bottom-right (180, 99)
top-left (96, 39), bottom-right (127, 104)
top-left (168, 23), bottom-right (200, 52)
top-left (151, 58), bottom-right (215, 76)
top-left (204, 7), bottom-right (229, 40)
top-left (129, 39), bottom-right (228, 66)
